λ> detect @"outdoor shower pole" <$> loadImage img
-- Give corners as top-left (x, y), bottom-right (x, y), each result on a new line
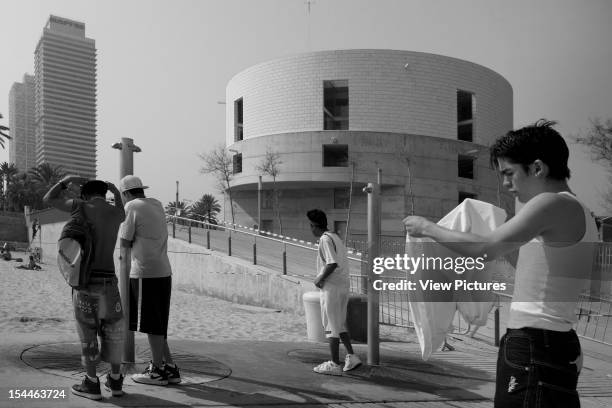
top-left (364, 181), bottom-right (380, 365)
top-left (112, 137), bottom-right (141, 365)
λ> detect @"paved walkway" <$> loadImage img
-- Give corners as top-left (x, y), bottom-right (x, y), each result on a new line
top-left (1, 255), bottom-right (611, 407)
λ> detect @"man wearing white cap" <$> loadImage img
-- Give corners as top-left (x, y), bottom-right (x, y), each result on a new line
top-left (118, 175), bottom-right (181, 386)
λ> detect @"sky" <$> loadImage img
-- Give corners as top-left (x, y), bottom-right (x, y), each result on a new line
top-left (1, 0), bottom-right (611, 214)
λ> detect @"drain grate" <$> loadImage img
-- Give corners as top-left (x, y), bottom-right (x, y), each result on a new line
top-left (21, 342), bottom-right (231, 385)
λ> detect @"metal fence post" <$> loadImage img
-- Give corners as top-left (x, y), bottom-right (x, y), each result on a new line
top-left (494, 307), bottom-right (500, 347)
top-left (364, 182), bottom-right (380, 365)
top-left (253, 237), bottom-right (257, 265)
top-left (206, 230), bottom-right (211, 249)
top-left (188, 223), bottom-right (192, 243)
top-left (228, 234), bottom-right (232, 256)
top-left (172, 217), bottom-right (176, 238)
top-left (282, 243), bottom-right (287, 275)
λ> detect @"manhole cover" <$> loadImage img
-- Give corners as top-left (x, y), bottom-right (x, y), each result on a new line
top-left (21, 342), bottom-right (231, 385)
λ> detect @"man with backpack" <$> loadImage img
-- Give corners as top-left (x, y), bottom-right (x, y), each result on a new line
top-left (44, 175), bottom-right (126, 400)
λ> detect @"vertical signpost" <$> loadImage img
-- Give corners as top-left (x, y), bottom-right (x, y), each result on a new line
top-left (364, 180), bottom-right (380, 365)
top-left (112, 137), bottom-right (141, 367)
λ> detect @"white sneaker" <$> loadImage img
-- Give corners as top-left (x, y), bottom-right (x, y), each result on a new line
top-left (313, 360), bottom-right (342, 376)
top-left (343, 354), bottom-right (362, 372)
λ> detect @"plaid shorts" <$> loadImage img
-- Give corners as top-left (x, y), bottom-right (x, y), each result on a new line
top-left (73, 277), bottom-right (124, 365)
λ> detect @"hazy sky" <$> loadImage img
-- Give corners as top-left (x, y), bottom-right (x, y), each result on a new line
top-left (1, 0), bottom-right (611, 214)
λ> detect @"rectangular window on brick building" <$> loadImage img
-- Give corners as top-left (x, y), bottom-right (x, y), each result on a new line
top-left (234, 98), bottom-right (243, 141)
top-left (323, 144), bottom-right (349, 167)
top-left (458, 154), bottom-right (475, 179)
top-left (457, 90), bottom-right (474, 142)
top-left (458, 191), bottom-right (477, 204)
top-left (333, 187), bottom-right (350, 209)
top-left (232, 153), bottom-right (242, 174)
top-left (262, 190), bottom-right (273, 209)
top-left (323, 80), bottom-right (349, 130)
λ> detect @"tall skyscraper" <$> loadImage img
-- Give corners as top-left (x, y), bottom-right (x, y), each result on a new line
top-left (8, 74), bottom-right (36, 171)
top-left (34, 15), bottom-right (97, 178)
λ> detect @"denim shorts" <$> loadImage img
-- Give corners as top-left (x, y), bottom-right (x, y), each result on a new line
top-left (72, 277), bottom-right (124, 365)
top-left (494, 327), bottom-right (581, 408)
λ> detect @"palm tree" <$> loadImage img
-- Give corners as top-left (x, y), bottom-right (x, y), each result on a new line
top-left (0, 162), bottom-right (19, 212)
top-left (6, 173), bottom-right (40, 212)
top-left (165, 200), bottom-right (191, 216)
top-left (29, 162), bottom-right (66, 187)
top-left (191, 194), bottom-right (221, 225)
top-left (0, 113), bottom-right (10, 148)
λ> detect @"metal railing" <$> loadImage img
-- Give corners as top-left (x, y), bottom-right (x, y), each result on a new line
top-left (169, 215), bottom-right (612, 347)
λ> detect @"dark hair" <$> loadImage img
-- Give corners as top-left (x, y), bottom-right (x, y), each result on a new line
top-left (125, 188), bottom-right (144, 195)
top-left (81, 180), bottom-right (108, 198)
top-left (489, 119), bottom-right (570, 180)
top-left (307, 209), bottom-right (327, 229)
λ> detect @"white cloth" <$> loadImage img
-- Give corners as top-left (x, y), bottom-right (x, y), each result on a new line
top-left (406, 199), bottom-right (509, 360)
top-left (120, 198), bottom-right (172, 279)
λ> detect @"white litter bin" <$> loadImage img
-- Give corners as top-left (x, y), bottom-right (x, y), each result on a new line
top-left (302, 291), bottom-right (326, 342)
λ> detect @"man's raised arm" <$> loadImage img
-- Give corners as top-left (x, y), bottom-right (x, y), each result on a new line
top-left (43, 175), bottom-right (87, 212)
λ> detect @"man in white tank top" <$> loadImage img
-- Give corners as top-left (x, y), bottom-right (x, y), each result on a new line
top-left (403, 120), bottom-right (598, 407)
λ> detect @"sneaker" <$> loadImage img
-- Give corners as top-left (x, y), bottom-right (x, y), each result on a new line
top-left (71, 376), bottom-right (102, 400)
top-left (163, 363), bottom-right (182, 384)
top-left (343, 354), bottom-right (362, 372)
top-left (313, 361), bottom-right (342, 376)
top-left (104, 373), bottom-right (124, 396)
top-left (131, 362), bottom-right (168, 386)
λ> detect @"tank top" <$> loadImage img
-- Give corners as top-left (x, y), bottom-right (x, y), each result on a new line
top-left (507, 192), bottom-right (599, 331)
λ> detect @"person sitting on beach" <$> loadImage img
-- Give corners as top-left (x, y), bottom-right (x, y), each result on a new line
top-left (16, 255), bottom-right (42, 270)
top-left (403, 120), bottom-right (598, 407)
top-left (44, 176), bottom-right (126, 400)
top-left (1, 243), bottom-right (12, 261)
top-left (307, 209), bottom-right (361, 376)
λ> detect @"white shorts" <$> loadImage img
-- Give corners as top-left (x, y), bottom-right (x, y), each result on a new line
top-left (320, 285), bottom-right (349, 338)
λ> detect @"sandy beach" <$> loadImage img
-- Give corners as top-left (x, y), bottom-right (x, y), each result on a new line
top-left (0, 253), bottom-right (412, 344)
top-left (0, 253), bottom-right (309, 342)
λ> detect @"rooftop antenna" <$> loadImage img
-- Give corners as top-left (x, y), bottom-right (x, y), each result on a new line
top-left (305, 0), bottom-right (316, 50)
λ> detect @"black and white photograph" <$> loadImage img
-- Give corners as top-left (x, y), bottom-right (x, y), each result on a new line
top-left (0, 1), bottom-right (611, 407)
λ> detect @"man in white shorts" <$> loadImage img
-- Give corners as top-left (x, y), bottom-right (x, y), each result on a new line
top-left (307, 209), bottom-right (361, 375)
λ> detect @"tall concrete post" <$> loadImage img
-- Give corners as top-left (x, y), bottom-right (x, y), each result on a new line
top-left (257, 176), bottom-right (262, 232)
top-left (364, 182), bottom-right (380, 365)
top-left (112, 137), bottom-right (141, 365)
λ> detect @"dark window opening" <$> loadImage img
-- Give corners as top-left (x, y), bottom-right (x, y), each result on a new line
top-left (458, 191), bottom-right (477, 204)
top-left (324, 80), bottom-right (348, 130)
top-left (232, 153), bottom-right (242, 174)
top-left (334, 187), bottom-right (350, 209)
top-left (234, 98), bottom-right (243, 141)
top-left (457, 90), bottom-right (473, 142)
top-left (458, 155), bottom-right (475, 179)
top-left (262, 190), bottom-right (273, 209)
top-left (323, 144), bottom-right (348, 167)
top-left (261, 219), bottom-right (273, 233)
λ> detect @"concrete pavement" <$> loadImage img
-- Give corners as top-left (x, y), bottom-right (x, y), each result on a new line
top-left (2, 332), bottom-right (611, 408)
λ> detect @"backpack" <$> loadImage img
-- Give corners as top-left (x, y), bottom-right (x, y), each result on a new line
top-left (57, 201), bottom-right (95, 289)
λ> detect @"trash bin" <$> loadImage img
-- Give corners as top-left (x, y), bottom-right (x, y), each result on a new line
top-left (304, 291), bottom-right (368, 343)
top-left (347, 293), bottom-right (367, 343)
top-left (303, 291), bottom-right (326, 342)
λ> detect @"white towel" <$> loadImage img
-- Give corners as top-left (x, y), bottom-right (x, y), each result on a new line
top-left (406, 198), bottom-right (509, 360)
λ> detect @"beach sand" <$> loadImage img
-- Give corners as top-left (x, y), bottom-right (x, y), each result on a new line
top-left (0, 253), bottom-right (412, 343)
